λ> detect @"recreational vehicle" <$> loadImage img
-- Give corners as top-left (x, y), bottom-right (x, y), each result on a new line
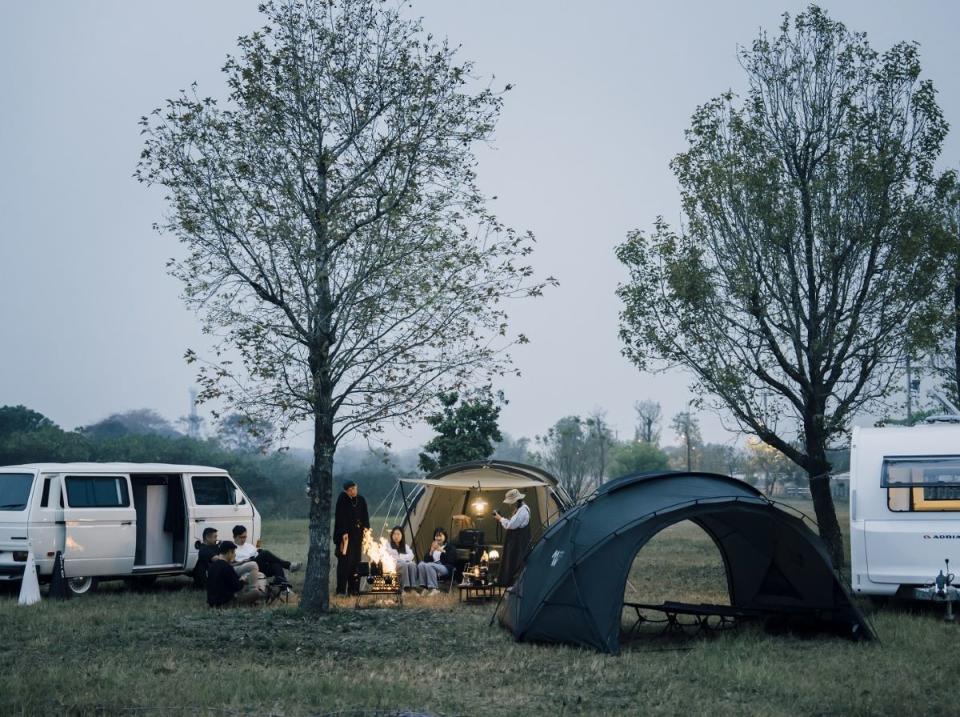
top-left (850, 421), bottom-right (960, 597)
top-left (0, 463), bottom-right (260, 594)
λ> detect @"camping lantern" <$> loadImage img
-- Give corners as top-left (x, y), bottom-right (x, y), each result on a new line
top-left (470, 495), bottom-right (488, 515)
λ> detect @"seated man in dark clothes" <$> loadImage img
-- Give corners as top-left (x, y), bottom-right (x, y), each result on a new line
top-left (207, 541), bottom-right (264, 607)
top-left (192, 527), bottom-right (220, 589)
top-left (231, 525), bottom-right (301, 580)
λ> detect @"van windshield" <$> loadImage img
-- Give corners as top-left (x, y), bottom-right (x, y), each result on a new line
top-left (0, 473), bottom-right (34, 511)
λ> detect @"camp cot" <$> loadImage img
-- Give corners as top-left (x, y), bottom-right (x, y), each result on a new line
top-left (394, 460), bottom-right (573, 561)
top-left (499, 470), bottom-right (874, 653)
top-left (0, 463), bottom-right (260, 594)
top-left (850, 420), bottom-right (960, 597)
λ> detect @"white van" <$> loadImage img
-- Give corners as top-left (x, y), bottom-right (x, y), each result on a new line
top-left (0, 463), bottom-right (260, 594)
top-left (850, 422), bottom-right (960, 597)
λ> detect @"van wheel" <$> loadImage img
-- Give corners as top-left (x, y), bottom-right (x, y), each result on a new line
top-left (67, 576), bottom-right (97, 595)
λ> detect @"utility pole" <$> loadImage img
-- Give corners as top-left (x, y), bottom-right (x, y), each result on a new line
top-left (905, 355), bottom-right (912, 424)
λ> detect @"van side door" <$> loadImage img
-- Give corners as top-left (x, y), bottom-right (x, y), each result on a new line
top-left (62, 474), bottom-right (136, 578)
top-left (186, 474), bottom-right (254, 561)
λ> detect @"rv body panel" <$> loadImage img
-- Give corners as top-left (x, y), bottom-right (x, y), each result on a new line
top-left (850, 424), bottom-right (960, 596)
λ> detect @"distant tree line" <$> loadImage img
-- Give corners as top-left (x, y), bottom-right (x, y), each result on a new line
top-left (0, 404), bottom-right (416, 519)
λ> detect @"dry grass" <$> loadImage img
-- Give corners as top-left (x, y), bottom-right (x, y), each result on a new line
top-left (0, 502), bottom-right (956, 716)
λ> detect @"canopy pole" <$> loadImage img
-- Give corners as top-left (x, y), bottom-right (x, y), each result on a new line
top-left (399, 478), bottom-right (421, 561)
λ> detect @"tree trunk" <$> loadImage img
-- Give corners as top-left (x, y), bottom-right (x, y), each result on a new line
top-left (805, 437), bottom-right (844, 570)
top-left (300, 343), bottom-right (336, 614)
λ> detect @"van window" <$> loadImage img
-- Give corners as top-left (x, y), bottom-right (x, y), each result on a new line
top-left (192, 476), bottom-right (237, 505)
top-left (40, 478), bottom-right (51, 507)
top-left (883, 456), bottom-right (960, 512)
top-left (0, 473), bottom-right (33, 511)
top-left (65, 476), bottom-right (130, 508)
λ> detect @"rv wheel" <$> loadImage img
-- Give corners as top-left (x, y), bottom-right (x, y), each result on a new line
top-left (67, 576), bottom-right (96, 595)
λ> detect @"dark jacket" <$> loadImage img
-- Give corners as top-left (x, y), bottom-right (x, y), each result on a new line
top-left (193, 542), bottom-right (219, 589)
top-left (422, 540), bottom-right (457, 569)
top-left (333, 492), bottom-right (370, 544)
top-left (207, 559), bottom-right (243, 607)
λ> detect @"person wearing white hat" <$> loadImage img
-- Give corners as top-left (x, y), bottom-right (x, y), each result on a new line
top-left (493, 488), bottom-right (531, 587)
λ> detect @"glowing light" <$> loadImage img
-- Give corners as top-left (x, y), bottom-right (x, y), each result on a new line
top-left (470, 497), bottom-right (488, 515)
top-left (361, 528), bottom-right (397, 574)
top-left (488, 550), bottom-right (500, 561)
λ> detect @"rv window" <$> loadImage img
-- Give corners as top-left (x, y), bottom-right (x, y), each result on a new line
top-left (884, 457), bottom-right (960, 512)
top-left (881, 457), bottom-right (960, 487)
top-left (40, 478), bottom-right (51, 507)
top-left (192, 476), bottom-right (237, 505)
top-left (0, 473), bottom-right (33, 511)
top-left (65, 476), bottom-right (130, 508)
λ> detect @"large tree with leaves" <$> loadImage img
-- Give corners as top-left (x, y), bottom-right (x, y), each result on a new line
top-left (616, 6), bottom-right (947, 567)
top-left (137, 0), bottom-right (550, 612)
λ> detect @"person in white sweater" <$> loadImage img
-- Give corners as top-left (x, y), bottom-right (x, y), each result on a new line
top-left (385, 525), bottom-right (417, 590)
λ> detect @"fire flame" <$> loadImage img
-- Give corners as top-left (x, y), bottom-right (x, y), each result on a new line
top-left (361, 528), bottom-right (397, 574)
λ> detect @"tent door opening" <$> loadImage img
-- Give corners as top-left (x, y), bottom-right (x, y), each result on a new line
top-left (621, 519), bottom-right (735, 638)
top-left (131, 474), bottom-right (187, 569)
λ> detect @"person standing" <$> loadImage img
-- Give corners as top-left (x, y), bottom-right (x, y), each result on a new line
top-left (493, 489), bottom-right (531, 587)
top-left (333, 480), bottom-right (369, 596)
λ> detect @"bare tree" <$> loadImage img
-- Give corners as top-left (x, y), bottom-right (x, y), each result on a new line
top-left (670, 411), bottom-right (702, 472)
top-left (136, 0), bottom-right (551, 612)
top-left (633, 400), bottom-right (662, 444)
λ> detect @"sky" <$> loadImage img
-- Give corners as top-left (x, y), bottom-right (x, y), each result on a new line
top-left (1, 1), bottom-right (959, 452)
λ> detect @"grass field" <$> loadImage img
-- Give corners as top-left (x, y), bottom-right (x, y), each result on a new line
top-left (1, 501), bottom-right (957, 716)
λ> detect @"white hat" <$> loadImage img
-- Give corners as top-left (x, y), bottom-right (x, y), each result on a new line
top-left (503, 488), bottom-right (526, 504)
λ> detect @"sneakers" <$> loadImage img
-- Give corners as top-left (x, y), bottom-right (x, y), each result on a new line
top-left (289, 562), bottom-right (302, 572)
top-left (426, 588), bottom-right (441, 596)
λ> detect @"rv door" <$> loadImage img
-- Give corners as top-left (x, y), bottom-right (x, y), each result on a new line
top-left (62, 474), bottom-right (136, 577)
top-left (186, 474), bottom-right (254, 551)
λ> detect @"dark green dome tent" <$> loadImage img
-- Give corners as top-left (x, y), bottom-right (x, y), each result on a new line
top-left (499, 471), bottom-right (875, 653)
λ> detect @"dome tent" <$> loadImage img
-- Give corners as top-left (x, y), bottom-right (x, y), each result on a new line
top-left (398, 460), bottom-right (573, 559)
top-left (499, 471), bottom-right (875, 653)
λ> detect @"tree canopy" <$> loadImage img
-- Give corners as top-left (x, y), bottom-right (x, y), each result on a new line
top-left (616, 6), bottom-right (948, 566)
top-left (418, 389), bottom-right (503, 473)
top-left (137, 0), bottom-right (549, 611)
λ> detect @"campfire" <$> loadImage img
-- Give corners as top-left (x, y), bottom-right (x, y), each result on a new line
top-left (359, 529), bottom-right (400, 599)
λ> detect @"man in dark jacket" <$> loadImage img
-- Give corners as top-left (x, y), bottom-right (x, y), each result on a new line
top-left (333, 480), bottom-right (369, 596)
top-left (193, 527), bottom-right (219, 589)
top-left (207, 541), bottom-right (245, 607)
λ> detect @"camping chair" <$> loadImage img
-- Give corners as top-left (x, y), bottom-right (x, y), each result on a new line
top-left (438, 562), bottom-right (460, 593)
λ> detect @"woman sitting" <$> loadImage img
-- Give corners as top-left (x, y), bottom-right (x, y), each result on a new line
top-left (385, 525), bottom-right (417, 591)
top-left (416, 527), bottom-right (456, 596)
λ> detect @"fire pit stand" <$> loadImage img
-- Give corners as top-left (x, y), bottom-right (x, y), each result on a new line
top-left (355, 561), bottom-right (402, 609)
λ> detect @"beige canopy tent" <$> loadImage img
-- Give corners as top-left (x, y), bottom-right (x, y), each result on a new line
top-left (395, 461), bottom-right (573, 560)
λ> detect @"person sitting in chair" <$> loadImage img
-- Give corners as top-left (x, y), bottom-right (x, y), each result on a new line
top-left (232, 525), bottom-right (301, 580)
top-left (493, 489), bottom-right (531, 587)
top-left (416, 527), bottom-right (455, 596)
top-left (192, 527), bottom-right (220, 589)
top-left (206, 541), bottom-right (264, 607)
top-left (385, 525), bottom-right (417, 591)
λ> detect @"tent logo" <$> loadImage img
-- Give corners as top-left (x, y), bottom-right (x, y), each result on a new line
top-left (550, 550), bottom-right (564, 567)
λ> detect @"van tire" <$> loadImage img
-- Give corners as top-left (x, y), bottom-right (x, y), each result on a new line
top-left (67, 576), bottom-right (97, 595)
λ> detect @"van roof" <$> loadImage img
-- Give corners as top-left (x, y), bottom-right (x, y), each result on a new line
top-left (0, 463), bottom-right (230, 474)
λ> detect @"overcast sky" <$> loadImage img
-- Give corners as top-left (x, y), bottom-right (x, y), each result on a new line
top-left (2, 1), bottom-right (959, 451)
